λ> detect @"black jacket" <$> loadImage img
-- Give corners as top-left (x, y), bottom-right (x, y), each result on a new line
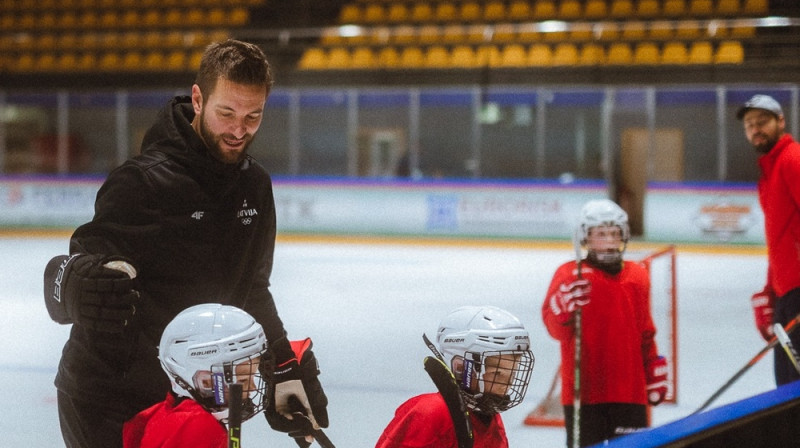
top-left (55, 96), bottom-right (287, 409)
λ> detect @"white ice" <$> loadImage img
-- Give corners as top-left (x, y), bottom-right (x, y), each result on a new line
top-left (0, 236), bottom-right (774, 448)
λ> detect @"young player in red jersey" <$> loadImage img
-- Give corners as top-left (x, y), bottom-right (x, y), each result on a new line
top-left (123, 303), bottom-right (268, 448)
top-left (542, 199), bottom-right (669, 447)
top-left (376, 305), bottom-right (535, 448)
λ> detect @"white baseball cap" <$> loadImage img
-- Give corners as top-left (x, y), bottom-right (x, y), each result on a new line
top-left (736, 94), bottom-right (784, 120)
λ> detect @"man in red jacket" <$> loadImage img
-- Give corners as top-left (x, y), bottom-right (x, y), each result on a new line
top-left (375, 306), bottom-right (535, 448)
top-left (542, 199), bottom-right (668, 447)
top-left (739, 94), bottom-right (800, 385)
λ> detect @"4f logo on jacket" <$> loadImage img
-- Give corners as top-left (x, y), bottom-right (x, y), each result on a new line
top-left (237, 199), bottom-right (258, 225)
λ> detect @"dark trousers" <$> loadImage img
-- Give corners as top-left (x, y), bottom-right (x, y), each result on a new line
top-left (563, 403), bottom-right (648, 447)
top-left (58, 390), bottom-right (138, 448)
top-left (774, 288), bottom-right (800, 385)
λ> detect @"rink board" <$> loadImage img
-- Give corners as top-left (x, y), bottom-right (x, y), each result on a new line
top-left (596, 380), bottom-right (800, 447)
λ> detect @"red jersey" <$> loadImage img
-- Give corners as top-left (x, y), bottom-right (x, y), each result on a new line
top-left (123, 393), bottom-right (227, 448)
top-left (757, 134), bottom-right (800, 298)
top-left (375, 393), bottom-right (508, 448)
top-left (542, 260), bottom-right (658, 406)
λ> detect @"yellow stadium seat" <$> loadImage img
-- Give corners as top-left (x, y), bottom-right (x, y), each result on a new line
top-left (622, 21), bottom-right (647, 40)
top-left (418, 25), bottom-right (441, 44)
top-left (387, 3), bottom-right (409, 23)
top-left (508, 0), bottom-right (531, 20)
top-left (569, 23), bottom-right (594, 41)
top-left (661, 41), bottom-right (689, 64)
top-left (714, 40), bottom-right (743, 64)
top-left (689, 0), bottom-right (714, 16)
top-left (298, 47), bottom-right (327, 70)
top-left (59, 33), bottom-right (79, 50)
top-left (597, 22), bottom-right (620, 40)
top-left (37, 33), bottom-right (58, 51)
top-left (558, 0), bottom-right (582, 19)
top-left (98, 52), bottom-right (122, 71)
top-left (662, 0), bottom-right (687, 16)
top-left (675, 20), bottom-right (702, 39)
top-left (142, 9), bottom-right (162, 27)
top-left (493, 24), bottom-right (517, 42)
top-left (633, 42), bottom-right (660, 64)
top-left (39, 12), bottom-right (57, 30)
top-left (649, 21), bottom-right (674, 40)
top-left (579, 43), bottom-right (606, 65)
top-left (165, 50), bottom-right (187, 71)
top-left (339, 4), bottom-right (362, 24)
top-left (610, 0), bottom-right (634, 17)
top-left (442, 24), bottom-right (467, 43)
top-left (229, 7), bottom-right (249, 26)
top-left (635, 0), bottom-right (660, 17)
top-left (715, 0), bottom-right (740, 16)
top-left (121, 10), bottom-right (141, 28)
top-left (742, 0), bottom-right (767, 15)
top-left (35, 53), bottom-right (58, 72)
top-left (207, 8), bottom-right (226, 26)
top-left (377, 47), bottom-right (401, 68)
top-left (729, 24), bottom-right (756, 38)
top-left (532, 0), bottom-right (558, 19)
top-left (501, 43), bottom-right (529, 67)
top-left (527, 43), bottom-right (553, 66)
top-left (475, 44), bottom-right (503, 67)
top-left (369, 27), bottom-right (392, 45)
top-left (121, 51), bottom-right (144, 71)
top-left (552, 42), bottom-right (579, 65)
top-left (56, 52), bottom-right (79, 71)
top-left (450, 45), bottom-right (477, 68)
top-left (350, 46), bottom-right (377, 69)
top-left (326, 47), bottom-right (352, 69)
top-left (392, 25), bottom-right (417, 44)
top-left (362, 4), bottom-right (386, 23)
top-left (435, 2), bottom-right (459, 22)
top-left (606, 42), bottom-right (633, 64)
top-left (399, 46), bottom-right (425, 68)
top-left (517, 23), bottom-right (540, 42)
top-left (424, 45), bottom-right (450, 68)
top-left (188, 50), bottom-right (203, 70)
top-left (459, 1), bottom-right (482, 22)
top-left (321, 28), bottom-right (344, 46)
top-left (15, 53), bottom-right (36, 72)
top-left (584, 0), bottom-right (608, 19)
top-left (688, 40), bottom-right (713, 63)
top-left (120, 32), bottom-right (141, 49)
top-left (483, 0), bottom-right (506, 21)
top-left (410, 3), bottom-right (434, 22)
top-left (143, 51), bottom-right (166, 71)
top-left (163, 31), bottom-right (184, 48)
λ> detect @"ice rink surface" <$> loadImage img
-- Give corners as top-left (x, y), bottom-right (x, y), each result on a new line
top-left (0, 235), bottom-right (775, 448)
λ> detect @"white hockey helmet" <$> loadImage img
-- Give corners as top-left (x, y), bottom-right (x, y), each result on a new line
top-left (578, 199), bottom-right (629, 269)
top-left (159, 303), bottom-right (268, 422)
top-left (435, 306), bottom-right (534, 414)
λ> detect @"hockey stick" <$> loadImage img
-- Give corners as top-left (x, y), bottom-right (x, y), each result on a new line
top-left (692, 312), bottom-right (800, 415)
top-left (424, 355), bottom-right (474, 448)
top-left (228, 383), bottom-right (243, 448)
top-left (571, 229), bottom-right (583, 448)
top-left (773, 323), bottom-right (800, 374)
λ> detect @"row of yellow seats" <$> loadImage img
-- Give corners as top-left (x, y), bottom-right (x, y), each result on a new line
top-left (298, 40), bottom-right (743, 69)
top-left (338, 0), bottom-right (766, 25)
top-left (321, 20), bottom-right (754, 46)
top-left (0, 30), bottom-right (229, 52)
top-left (0, 49), bottom-right (204, 73)
top-left (0, 0), bottom-right (262, 11)
top-left (0, 7), bottom-right (249, 31)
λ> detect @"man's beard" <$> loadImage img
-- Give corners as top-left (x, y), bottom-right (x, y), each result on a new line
top-left (197, 112), bottom-right (252, 164)
top-left (752, 133), bottom-right (779, 154)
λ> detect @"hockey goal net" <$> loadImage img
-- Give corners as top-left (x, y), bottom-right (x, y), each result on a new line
top-left (524, 245), bottom-right (678, 427)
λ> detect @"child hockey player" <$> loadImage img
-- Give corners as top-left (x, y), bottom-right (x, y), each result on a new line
top-left (542, 199), bottom-right (669, 447)
top-left (376, 305), bottom-right (535, 448)
top-left (123, 303), bottom-right (268, 448)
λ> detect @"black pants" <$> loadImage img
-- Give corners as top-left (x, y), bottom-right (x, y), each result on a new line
top-left (57, 390), bottom-right (140, 448)
top-left (774, 288), bottom-right (800, 386)
top-left (563, 403), bottom-right (648, 447)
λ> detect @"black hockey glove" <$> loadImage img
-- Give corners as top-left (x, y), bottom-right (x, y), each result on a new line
top-left (43, 254), bottom-right (141, 333)
top-left (265, 338), bottom-right (329, 436)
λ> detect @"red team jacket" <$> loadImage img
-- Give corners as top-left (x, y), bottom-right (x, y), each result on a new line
top-left (122, 393), bottom-right (227, 448)
top-left (375, 393), bottom-right (508, 448)
top-left (542, 260), bottom-right (659, 406)
top-left (757, 133), bottom-right (800, 298)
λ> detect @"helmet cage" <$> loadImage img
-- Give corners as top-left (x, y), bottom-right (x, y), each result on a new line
top-left (450, 349), bottom-right (534, 414)
top-left (186, 353), bottom-right (267, 422)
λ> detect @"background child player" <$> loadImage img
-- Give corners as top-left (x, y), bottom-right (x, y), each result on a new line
top-left (123, 303), bottom-right (268, 448)
top-left (376, 305), bottom-right (535, 448)
top-left (542, 199), bottom-right (669, 447)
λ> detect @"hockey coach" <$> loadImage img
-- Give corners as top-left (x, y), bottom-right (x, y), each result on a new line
top-left (42, 40), bottom-right (329, 448)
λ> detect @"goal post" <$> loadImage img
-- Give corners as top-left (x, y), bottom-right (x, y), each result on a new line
top-left (524, 245), bottom-right (678, 427)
